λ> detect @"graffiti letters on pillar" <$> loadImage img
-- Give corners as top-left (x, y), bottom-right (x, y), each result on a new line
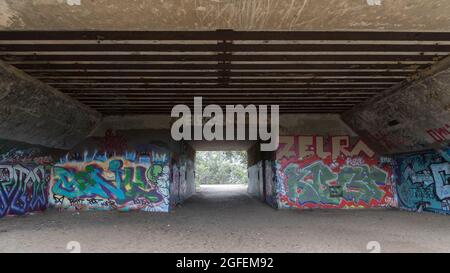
top-left (396, 149), bottom-right (450, 214)
top-left (276, 136), bottom-right (395, 209)
top-left (0, 165), bottom-right (49, 218)
top-left (50, 153), bottom-right (170, 212)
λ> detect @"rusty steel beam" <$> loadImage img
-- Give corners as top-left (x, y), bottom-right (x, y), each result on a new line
top-left (2, 30), bottom-right (450, 41)
top-left (1, 54), bottom-right (440, 62)
top-left (2, 44), bottom-right (450, 52)
top-left (75, 98), bottom-right (366, 102)
top-left (13, 63), bottom-right (425, 70)
top-left (52, 83), bottom-right (394, 90)
top-left (59, 88), bottom-right (385, 94)
top-left (40, 78), bottom-right (403, 84)
top-left (25, 71), bottom-right (413, 77)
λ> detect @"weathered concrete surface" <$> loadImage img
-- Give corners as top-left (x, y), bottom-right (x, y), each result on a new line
top-left (342, 59), bottom-right (450, 154)
top-left (1, 185), bottom-right (450, 253)
top-left (91, 115), bottom-right (172, 137)
top-left (92, 114), bottom-right (257, 151)
top-left (280, 114), bottom-right (356, 136)
top-left (0, 60), bottom-right (101, 149)
top-left (1, 0), bottom-right (450, 31)
top-left (95, 114), bottom-right (353, 151)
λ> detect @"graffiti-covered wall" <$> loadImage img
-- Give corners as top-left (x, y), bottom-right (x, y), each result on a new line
top-left (275, 136), bottom-right (396, 209)
top-left (50, 153), bottom-right (171, 212)
top-left (0, 164), bottom-right (50, 218)
top-left (247, 143), bottom-right (269, 202)
top-left (0, 125), bottom-right (198, 217)
top-left (48, 129), bottom-right (178, 212)
top-left (395, 148), bottom-right (450, 214)
top-left (0, 139), bottom-right (55, 218)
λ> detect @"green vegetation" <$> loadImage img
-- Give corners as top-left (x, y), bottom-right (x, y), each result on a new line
top-left (196, 151), bottom-right (248, 185)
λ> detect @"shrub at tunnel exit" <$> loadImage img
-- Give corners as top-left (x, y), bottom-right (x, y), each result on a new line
top-left (196, 151), bottom-right (248, 185)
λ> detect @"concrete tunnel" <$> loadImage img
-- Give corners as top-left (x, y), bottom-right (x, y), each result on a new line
top-left (0, 1), bottom-right (449, 221)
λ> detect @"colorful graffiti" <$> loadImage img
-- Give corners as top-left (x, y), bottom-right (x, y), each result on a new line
top-left (395, 149), bottom-right (450, 214)
top-left (276, 136), bottom-right (396, 209)
top-left (0, 164), bottom-right (49, 218)
top-left (50, 151), bottom-right (171, 212)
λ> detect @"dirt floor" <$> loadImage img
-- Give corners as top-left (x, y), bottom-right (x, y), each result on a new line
top-left (0, 184), bottom-right (449, 253)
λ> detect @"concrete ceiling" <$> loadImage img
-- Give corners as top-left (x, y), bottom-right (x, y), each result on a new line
top-left (3, 30), bottom-right (450, 115)
top-left (1, 0), bottom-right (450, 31)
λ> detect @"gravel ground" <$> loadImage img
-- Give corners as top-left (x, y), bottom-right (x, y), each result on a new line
top-left (0, 184), bottom-right (449, 253)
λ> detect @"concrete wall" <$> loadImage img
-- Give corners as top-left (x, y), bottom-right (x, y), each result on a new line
top-left (248, 161), bottom-right (263, 200)
top-left (394, 148), bottom-right (449, 214)
top-left (273, 115), bottom-right (383, 209)
top-left (0, 128), bottom-right (196, 217)
top-left (101, 115), bottom-right (196, 207)
top-left (92, 115), bottom-right (196, 209)
top-left (342, 61), bottom-right (450, 155)
top-left (280, 114), bottom-right (357, 136)
top-left (0, 60), bottom-right (101, 218)
top-left (94, 115), bottom-right (172, 134)
top-left (247, 115), bottom-right (385, 209)
top-left (264, 160), bottom-right (278, 208)
top-left (0, 82), bottom-right (447, 216)
top-left (0, 61), bottom-right (101, 150)
top-left (246, 140), bottom-right (279, 207)
top-left (340, 58), bottom-right (450, 215)
top-left (273, 111), bottom-right (447, 213)
top-left (171, 143), bottom-right (196, 207)
top-left (49, 129), bottom-right (175, 212)
top-left (48, 127), bottom-right (195, 212)
top-left (275, 135), bottom-right (397, 209)
top-left (0, 139), bottom-right (60, 218)
top-left (247, 143), bottom-right (264, 200)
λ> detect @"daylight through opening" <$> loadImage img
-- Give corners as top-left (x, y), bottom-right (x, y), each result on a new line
top-left (195, 151), bottom-right (248, 194)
